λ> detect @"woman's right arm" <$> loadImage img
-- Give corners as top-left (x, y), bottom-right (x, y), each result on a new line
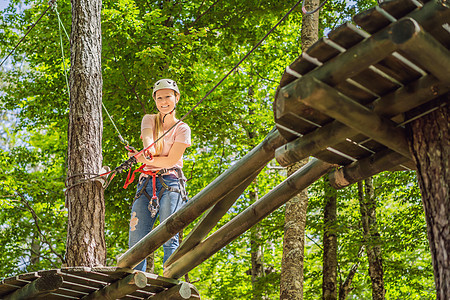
top-left (141, 128), bottom-right (156, 155)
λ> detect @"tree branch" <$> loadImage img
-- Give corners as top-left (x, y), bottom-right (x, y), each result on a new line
top-left (15, 191), bottom-right (66, 264)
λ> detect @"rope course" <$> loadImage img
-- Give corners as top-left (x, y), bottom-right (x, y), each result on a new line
top-left (0, 0), bottom-right (56, 69)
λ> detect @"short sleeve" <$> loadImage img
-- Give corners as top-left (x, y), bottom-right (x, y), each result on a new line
top-left (174, 123), bottom-right (191, 147)
top-left (141, 114), bottom-right (155, 133)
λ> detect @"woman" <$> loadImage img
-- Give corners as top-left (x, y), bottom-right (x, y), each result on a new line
top-left (128, 78), bottom-right (191, 272)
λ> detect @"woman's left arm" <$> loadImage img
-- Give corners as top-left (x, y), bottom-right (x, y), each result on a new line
top-left (134, 142), bottom-right (188, 168)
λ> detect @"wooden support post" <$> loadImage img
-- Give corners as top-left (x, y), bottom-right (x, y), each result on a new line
top-left (390, 18), bottom-right (450, 85)
top-left (165, 167), bottom-right (262, 266)
top-left (163, 159), bottom-right (334, 279)
top-left (148, 282), bottom-right (197, 300)
top-left (275, 75), bottom-right (447, 166)
top-left (280, 76), bottom-right (412, 158)
top-left (81, 272), bottom-right (147, 300)
top-left (328, 149), bottom-right (409, 189)
top-left (3, 274), bottom-right (63, 300)
top-left (117, 128), bottom-right (286, 269)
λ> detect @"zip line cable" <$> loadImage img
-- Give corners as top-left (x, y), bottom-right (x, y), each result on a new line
top-left (0, 0), bottom-right (56, 69)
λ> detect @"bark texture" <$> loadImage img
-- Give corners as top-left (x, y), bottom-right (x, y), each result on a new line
top-left (66, 0), bottom-right (105, 266)
top-left (358, 178), bottom-right (385, 300)
top-left (249, 184), bottom-right (265, 299)
top-left (322, 177), bottom-right (338, 300)
top-left (280, 160), bottom-right (309, 300)
top-left (280, 1), bottom-right (319, 298)
top-left (407, 99), bottom-right (449, 299)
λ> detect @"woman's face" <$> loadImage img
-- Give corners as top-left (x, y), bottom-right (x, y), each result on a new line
top-left (154, 89), bottom-right (179, 114)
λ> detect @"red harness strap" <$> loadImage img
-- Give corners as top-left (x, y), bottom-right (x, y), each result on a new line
top-left (123, 164), bottom-right (160, 202)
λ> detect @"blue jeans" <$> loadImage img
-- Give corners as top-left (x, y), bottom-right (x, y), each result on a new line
top-left (129, 174), bottom-right (184, 271)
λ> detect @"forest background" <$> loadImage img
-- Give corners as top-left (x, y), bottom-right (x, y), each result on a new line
top-left (0, 0), bottom-right (434, 298)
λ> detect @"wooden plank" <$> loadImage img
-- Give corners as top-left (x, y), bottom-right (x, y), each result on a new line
top-left (390, 18), bottom-right (450, 85)
top-left (148, 282), bottom-right (194, 300)
top-left (3, 274), bottom-right (63, 300)
top-left (353, 6), bottom-right (395, 34)
top-left (283, 76), bottom-right (411, 158)
top-left (380, 0), bottom-right (423, 19)
top-left (329, 149), bottom-right (411, 189)
top-left (349, 68), bottom-right (400, 97)
top-left (275, 74), bottom-right (448, 167)
top-left (372, 54), bottom-right (423, 84)
top-left (81, 272), bottom-right (147, 300)
top-left (327, 22), bottom-right (366, 49)
top-left (305, 37), bottom-right (341, 63)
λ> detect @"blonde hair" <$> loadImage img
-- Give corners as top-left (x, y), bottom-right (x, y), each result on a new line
top-left (153, 110), bottom-right (176, 155)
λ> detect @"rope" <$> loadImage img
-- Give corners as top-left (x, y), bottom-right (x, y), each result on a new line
top-left (54, 4), bottom-right (70, 95)
top-left (0, 0), bottom-right (56, 69)
top-left (302, 0), bottom-right (328, 15)
top-left (66, 0), bottom-right (307, 190)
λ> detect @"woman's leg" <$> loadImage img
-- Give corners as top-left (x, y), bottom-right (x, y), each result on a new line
top-left (129, 177), bottom-right (157, 271)
top-left (158, 176), bottom-right (185, 264)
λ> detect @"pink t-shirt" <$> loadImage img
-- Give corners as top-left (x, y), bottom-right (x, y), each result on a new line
top-left (140, 114), bottom-right (191, 177)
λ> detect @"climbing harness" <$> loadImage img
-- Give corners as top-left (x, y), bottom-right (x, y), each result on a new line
top-left (129, 167), bottom-right (189, 217)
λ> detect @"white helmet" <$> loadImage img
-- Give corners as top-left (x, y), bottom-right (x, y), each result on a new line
top-left (152, 79), bottom-right (180, 99)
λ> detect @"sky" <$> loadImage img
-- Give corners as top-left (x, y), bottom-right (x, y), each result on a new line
top-left (0, 0), bottom-right (9, 10)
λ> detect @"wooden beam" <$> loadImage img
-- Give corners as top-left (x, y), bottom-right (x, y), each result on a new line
top-left (117, 128), bottom-right (286, 269)
top-left (81, 272), bottom-right (147, 300)
top-left (147, 282), bottom-right (197, 300)
top-left (163, 159), bottom-right (334, 279)
top-left (3, 274), bottom-right (63, 300)
top-left (280, 76), bottom-right (411, 158)
top-left (275, 75), bottom-right (447, 166)
top-left (390, 17), bottom-right (450, 85)
top-left (165, 167), bottom-right (262, 267)
top-left (328, 149), bottom-right (410, 189)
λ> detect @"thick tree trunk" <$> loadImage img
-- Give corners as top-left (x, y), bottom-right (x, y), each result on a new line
top-left (66, 0), bottom-right (105, 266)
top-left (358, 178), bottom-right (385, 300)
top-left (407, 98), bottom-right (449, 299)
top-left (322, 177), bottom-right (338, 300)
top-left (280, 160), bottom-right (309, 300)
top-left (280, 0), bottom-right (319, 299)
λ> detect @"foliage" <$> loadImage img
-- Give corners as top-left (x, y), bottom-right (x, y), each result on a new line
top-left (0, 0), bottom-right (434, 299)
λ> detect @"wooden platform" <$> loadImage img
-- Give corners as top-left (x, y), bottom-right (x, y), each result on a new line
top-left (0, 267), bottom-right (200, 299)
top-left (274, 0), bottom-right (450, 185)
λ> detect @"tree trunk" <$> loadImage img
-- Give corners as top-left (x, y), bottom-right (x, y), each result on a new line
top-left (358, 178), bottom-right (385, 300)
top-left (66, 0), bottom-right (105, 267)
top-left (30, 234), bottom-right (40, 265)
top-left (339, 246), bottom-right (364, 300)
top-left (407, 98), bottom-right (449, 299)
top-left (249, 186), bottom-right (265, 299)
top-left (323, 176), bottom-right (338, 300)
top-left (280, 0), bottom-right (319, 299)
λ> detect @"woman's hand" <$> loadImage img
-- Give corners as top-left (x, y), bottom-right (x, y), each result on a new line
top-left (128, 150), bottom-right (153, 164)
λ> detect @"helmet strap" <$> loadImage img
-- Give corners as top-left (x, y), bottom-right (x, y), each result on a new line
top-left (162, 105), bottom-right (176, 123)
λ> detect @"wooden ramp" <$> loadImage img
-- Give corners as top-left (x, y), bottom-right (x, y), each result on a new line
top-left (274, 0), bottom-right (450, 188)
top-left (0, 267), bottom-right (199, 299)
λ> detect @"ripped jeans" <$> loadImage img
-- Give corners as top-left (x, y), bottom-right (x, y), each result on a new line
top-left (129, 174), bottom-right (184, 272)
